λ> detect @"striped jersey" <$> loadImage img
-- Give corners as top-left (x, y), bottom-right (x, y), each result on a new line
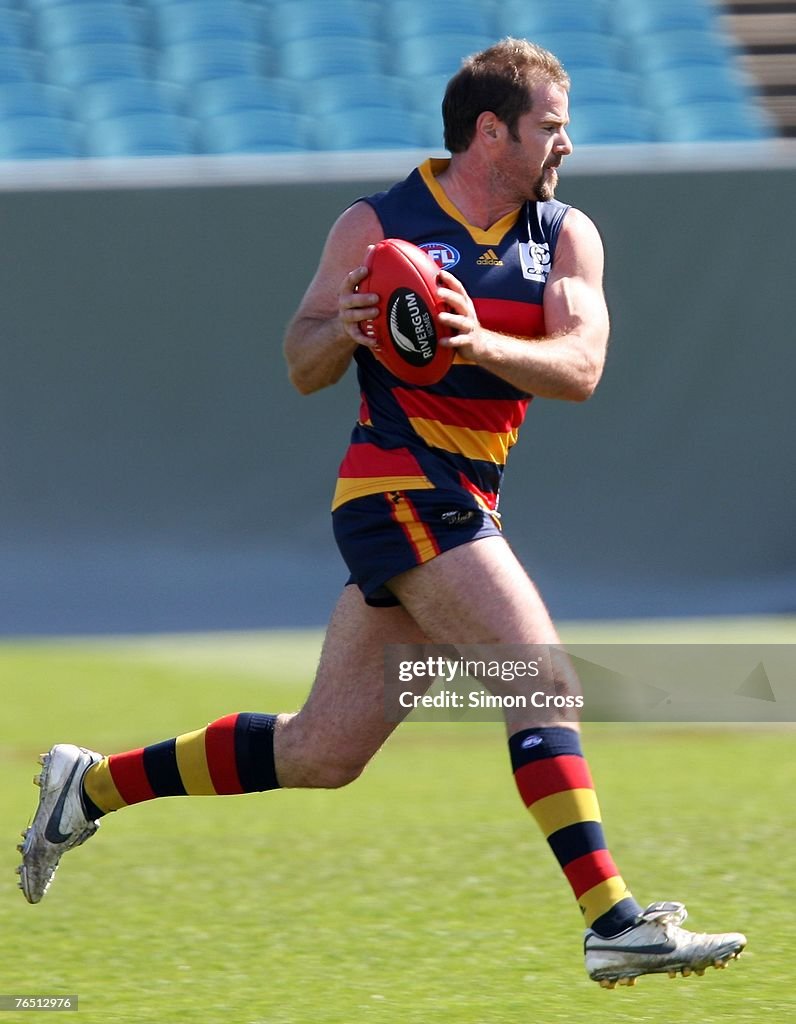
top-left (332, 158), bottom-right (570, 516)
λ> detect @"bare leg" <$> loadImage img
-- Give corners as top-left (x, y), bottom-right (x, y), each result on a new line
top-left (387, 535), bottom-right (578, 734)
top-left (274, 585), bottom-right (431, 788)
top-left (387, 535), bottom-right (642, 934)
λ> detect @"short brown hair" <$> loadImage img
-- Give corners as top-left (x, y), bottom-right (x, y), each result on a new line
top-left (442, 37), bottom-right (570, 153)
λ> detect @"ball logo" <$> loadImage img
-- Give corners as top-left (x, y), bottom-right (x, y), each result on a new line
top-left (387, 288), bottom-right (437, 366)
top-left (419, 242), bottom-right (460, 269)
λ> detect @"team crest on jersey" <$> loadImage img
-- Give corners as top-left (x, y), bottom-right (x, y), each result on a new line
top-left (519, 241), bottom-right (552, 283)
top-left (419, 242), bottom-right (460, 269)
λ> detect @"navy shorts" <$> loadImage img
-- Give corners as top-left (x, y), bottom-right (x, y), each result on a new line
top-left (332, 488), bottom-right (502, 607)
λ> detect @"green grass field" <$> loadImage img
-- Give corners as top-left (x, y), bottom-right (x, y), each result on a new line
top-left (2, 620), bottom-right (795, 1023)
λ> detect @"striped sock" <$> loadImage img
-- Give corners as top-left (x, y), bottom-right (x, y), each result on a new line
top-left (510, 726), bottom-right (641, 937)
top-left (82, 713), bottom-right (280, 817)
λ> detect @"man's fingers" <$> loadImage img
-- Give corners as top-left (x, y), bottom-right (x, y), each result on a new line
top-left (337, 263), bottom-right (381, 347)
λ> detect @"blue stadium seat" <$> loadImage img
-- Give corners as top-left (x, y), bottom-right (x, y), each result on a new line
top-left (0, 46), bottom-right (40, 84)
top-left (78, 78), bottom-right (185, 119)
top-left (46, 43), bottom-right (151, 87)
top-left (629, 30), bottom-right (737, 75)
top-left (496, 1), bottom-right (609, 37)
top-left (657, 100), bottom-right (773, 142)
top-left (191, 76), bottom-right (297, 118)
top-left (568, 67), bottom-right (641, 107)
top-left (403, 73), bottom-right (452, 119)
top-left (301, 73), bottom-right (409, 116)
top-left (0, 8), bottom-right (31, 48)
top-left (613, 0), bottom-right (718, 37)
top-left (35, 4), bottom-right (147, 49)
top-left (275, 36), bottom-right (385, 80)
top-left (391, 34), bottom-right (494, 77)
top-left (528, 31), bottom-right (623, 71)
top-left (643, 64), bottom-right (752, 112)
top-left (85, 111), bottom-right (197, 155)
top-left (265, 0), bottom-right (381, 44)
top-left (312, 106), bottom-right (435, 150)
top-left (0, 81), bottom-right (72, 119)
top-left (384, 0), bottom-right (495, 39)
top-left (154, 1), bottom-right (260, 47)
top-left (200, 109), bottom-right (312, 152)
top-left (567, 102), bottom-right (657, 145)
top-left (26, 0), bottom-right (137, 10)
top-left (158, 40), bottom-right (268, 85)
top-left (0, 115), bottom-right (82, 158)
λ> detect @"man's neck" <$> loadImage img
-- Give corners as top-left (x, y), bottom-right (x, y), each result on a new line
top-left (434, 154), bottom-right (521, 230)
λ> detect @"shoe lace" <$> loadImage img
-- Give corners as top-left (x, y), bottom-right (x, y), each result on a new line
top-left (639, 901), bottom-right (688, 929)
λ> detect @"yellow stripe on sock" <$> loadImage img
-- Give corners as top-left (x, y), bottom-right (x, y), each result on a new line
top-left (579, 876), bottom-right (633, 928)
top-left (527, 788), bottom-right (601, 838)
top-left (175, 727), bottom-right (215, 795)
top-left (83, 758), bottom-right (126, 813)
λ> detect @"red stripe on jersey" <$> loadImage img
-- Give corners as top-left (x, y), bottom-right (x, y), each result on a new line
top-left (563, 850), bottom-right (621, 900)
top-left (458, 473), bottom-right (498, 511)
top-left (474, 297), bottom-right (545, 338)
top-left (514, 755), bottom-right (594, 806)
top-left (338, 442), bottom-right (425, 478)
top-left (393, 389), bottom-right (528, 433)
top-left (108, 749), bottom-right (156, 805)
top-left (205, 714), bottom-right (244, 794)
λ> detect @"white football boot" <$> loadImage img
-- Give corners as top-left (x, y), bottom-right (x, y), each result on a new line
top-left (17, 744), bottom-right (103, 904)
top-left (585, 901), bottom-right (746, 988)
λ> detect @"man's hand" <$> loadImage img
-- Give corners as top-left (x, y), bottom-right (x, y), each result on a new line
top-left (436, 269), bottom-right (489, 361)
top-left (338, 259), bottom-right (379, 350)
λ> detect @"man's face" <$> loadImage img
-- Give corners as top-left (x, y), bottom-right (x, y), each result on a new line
top-left (499, 81), bottom-right (573, 202)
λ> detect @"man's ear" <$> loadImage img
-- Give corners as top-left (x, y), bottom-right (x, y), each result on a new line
top-left (477, 111), bottom-right (500, 140)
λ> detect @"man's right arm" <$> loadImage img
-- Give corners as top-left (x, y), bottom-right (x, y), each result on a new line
top-left (283, 201), bottom-right (385, 395)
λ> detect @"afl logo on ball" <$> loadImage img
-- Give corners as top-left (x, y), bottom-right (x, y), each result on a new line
top-left (418, 242), bottom-right (460, 269)
top-left (387, 288), bottom-right (438, 366)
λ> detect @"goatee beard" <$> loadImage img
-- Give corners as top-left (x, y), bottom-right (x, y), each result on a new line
top-left (534, 168), bottom-right (557, 202)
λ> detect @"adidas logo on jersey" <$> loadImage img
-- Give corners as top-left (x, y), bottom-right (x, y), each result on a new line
top-left (476, 248), bottom-right (503, 266)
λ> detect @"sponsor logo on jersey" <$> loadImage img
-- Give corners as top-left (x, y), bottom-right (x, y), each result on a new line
top-left (519, 241), bottom-right (552, 283)
top-left (419, 242), bottom-right (460, 269)
top-left (476, 248), bottom-right (503, 266)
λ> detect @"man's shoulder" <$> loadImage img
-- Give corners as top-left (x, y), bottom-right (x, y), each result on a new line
top-left (537, 197), bottom-right (572, 214)
top-left (360, 165), bottom-right (427, 211)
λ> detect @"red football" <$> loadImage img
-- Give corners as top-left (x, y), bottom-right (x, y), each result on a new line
top-left (359, 238), bottom-right (454, 386)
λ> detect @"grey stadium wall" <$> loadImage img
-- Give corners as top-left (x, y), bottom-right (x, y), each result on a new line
top-left (0, 161), bottom-right (794, 634)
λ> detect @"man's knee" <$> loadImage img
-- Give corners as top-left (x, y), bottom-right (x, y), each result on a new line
top-left (293, 756), bottom-right (365, 790)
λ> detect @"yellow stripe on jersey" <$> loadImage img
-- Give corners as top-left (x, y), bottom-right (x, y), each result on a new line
top-left (578, 877), bottom-right (633, 929)
top-left (332, 474), bottom-right (435, 511)
top-left (175, 727), bottom-right (216, 795)
top-left (390, 495), bottom-right (440, 564)
top-left (407, 416), bottom-right (519, 465)
top-left (83, 758), bottom-right (127, 813)
top-left (526, 788), bottom-right (602, 839)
